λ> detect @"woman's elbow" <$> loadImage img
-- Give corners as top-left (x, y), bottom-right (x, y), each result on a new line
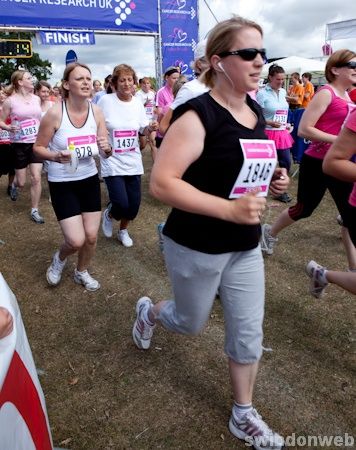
top-left (149, 175), bottom-right (164, 200)
top-left (322, 158), bottom-right (333, 176)
top-left (297, 125), bottom-right (308, 138)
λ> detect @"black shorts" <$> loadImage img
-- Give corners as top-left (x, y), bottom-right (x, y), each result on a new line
top-left (0, 144), bottom-right (15, 176)
top-left (11, 143), bottom-right (43, 169)
top-left (48, 174), bottom-right (101, 221)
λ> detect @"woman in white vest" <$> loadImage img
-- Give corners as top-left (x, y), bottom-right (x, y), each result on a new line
top-left (98, 64), bottom-right (158, 247)
top-left (34, 63), bottom-right (112, 291)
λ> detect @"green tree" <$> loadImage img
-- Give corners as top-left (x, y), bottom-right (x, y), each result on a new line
top-left (0, 32), bottom-right (52, 84)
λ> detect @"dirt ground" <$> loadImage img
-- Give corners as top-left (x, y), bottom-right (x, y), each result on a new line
top-left (0, 152), bottom-right (355, 450)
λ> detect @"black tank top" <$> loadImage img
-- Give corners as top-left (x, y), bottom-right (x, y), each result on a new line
top-left (163, 92), bottom-right (267, 254)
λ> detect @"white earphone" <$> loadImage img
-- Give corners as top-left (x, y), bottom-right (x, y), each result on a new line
top-left (217, 61), bottom-right (224, 71)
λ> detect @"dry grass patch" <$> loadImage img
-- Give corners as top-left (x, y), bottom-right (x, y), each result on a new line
top-left (0, 155), bottom-right (354, 449)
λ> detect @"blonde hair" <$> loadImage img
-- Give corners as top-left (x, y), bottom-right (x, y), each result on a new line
top-left (325, 49), bottom-right (356, 83)
top-left (7, 70), bottom-right (29, 95)
top-left (201, 15), bottom-right (263, 88)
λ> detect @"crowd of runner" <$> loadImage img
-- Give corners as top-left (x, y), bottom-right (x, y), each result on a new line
top-left (0, 14), bottom-right (355, 449)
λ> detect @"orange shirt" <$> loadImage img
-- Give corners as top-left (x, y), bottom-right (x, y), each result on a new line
top-left (302, 80), bottom-right (314, 108)
top-left (288, 84), bottom-right (304, 107)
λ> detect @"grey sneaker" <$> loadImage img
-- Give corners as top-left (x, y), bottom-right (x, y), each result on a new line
top-left (10, 185), bottom-right (18, 201)
top-left (305, 260), bottom-right (328, 298)
top-left (260, 224), bottom-right (278, 255)
top-left (229, 408), bottom-right (284, 450)
top-left (46, 251), bottom-right (67, 286)
top-left (157, 222), bottom-right (165, 253)
top-left (132, 297), bottom-right (156, 350)
top-left (74, 269), bottom-right (100, 291)
top-left (102, 208), bottom-right (113, 238)
top-left (31, 209), bottom-right (45, 224)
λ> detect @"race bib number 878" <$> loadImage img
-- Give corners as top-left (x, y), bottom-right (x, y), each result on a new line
top-left (229, 139), bottom-right (277, 198)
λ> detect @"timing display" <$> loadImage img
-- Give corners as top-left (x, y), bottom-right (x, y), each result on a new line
top-left (0, 40), bottom-right (33, 58)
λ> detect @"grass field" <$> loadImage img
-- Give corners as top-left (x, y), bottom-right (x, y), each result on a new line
top-left (0, 152), bottom-right (354, 450)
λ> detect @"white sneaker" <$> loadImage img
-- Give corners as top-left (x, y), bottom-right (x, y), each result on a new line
top-left (46, 251), bottom-right (67, 286)
top-left (229, 408), bottom-right (284, 450)
top-left (260, 224), bottom-right (278, 255)
top-left (31, 209), bottom-right (45, 224)
top-left (305, 260), bottom-right (328, 298)
top-left (102, 208), bottom-right (113, 238)
top-left (132, 297), bottom-right (156, 350)
top-left (118, 229), bottom-right (133, 247)
top-left (74, 269), bottom-right (100, 291)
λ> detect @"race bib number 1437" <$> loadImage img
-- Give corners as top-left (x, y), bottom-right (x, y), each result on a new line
top-left (229, 139), bottom-right (277, 198)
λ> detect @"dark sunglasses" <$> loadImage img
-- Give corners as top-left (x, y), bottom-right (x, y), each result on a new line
top-left (218, 48), bottom-right (267, 63)
top-left (338, 61), bottom-right (356, 69)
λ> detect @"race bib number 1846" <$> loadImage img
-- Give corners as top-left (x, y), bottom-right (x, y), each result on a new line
top-left (229, 139), bottom-right (277, 198)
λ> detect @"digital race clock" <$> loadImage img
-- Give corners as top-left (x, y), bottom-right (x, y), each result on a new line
top-left (0, 40), bottom-right (33, 58)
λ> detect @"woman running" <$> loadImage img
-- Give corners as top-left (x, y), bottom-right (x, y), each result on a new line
top-left (261, 49), bottom-right (356, 272)
top-left (256, 64), bottom-right (294, 203)
top-left (0, 86), bottom-right (15, 196)
top-left (33, 63), bottom-right (112, 291)
top-left (306, 105), bottom-right (356, 297)
top-left (132, 16), bottom-right (288, 449)
top-left (99, 64), bottom-right (158, 247)
top-left (0, 70), bottom-right (44, 223)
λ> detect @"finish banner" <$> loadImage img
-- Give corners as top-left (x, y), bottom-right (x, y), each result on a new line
top-left (160, 0), bottom-right (199, 79)
top-left (38, 30), bottom-right (96, 45)
top-left (0, 0), bottom-right (159, 33)
top-left (0, 273), bottom-right (53, 450)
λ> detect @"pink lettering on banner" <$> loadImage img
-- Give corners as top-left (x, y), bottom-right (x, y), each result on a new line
top-left (68, 135), bottom-right (96, 145)
top-left (275, 109), bottom-right (287, 115)
top-left (114, 130), bottom-right (137, 138)
top-left (242, 142), bottom-right (276, 159)
top-left (232, 185), bottom-right (268, 195)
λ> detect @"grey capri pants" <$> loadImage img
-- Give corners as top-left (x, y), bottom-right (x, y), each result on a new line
top-left (157, 236), bottom-right (265, 364)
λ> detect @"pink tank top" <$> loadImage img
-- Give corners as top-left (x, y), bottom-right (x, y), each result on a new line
top-left (9, 94), bottom-right (42, 143)
top-left (305, 85), bottom-right (352, 160)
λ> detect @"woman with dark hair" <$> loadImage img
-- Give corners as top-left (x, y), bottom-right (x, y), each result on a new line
top-left (155, 66), bottom-right (180, 147)
top-left (286, 72), bottom-right (304, 109)
top-left (261, 49), bottom-right (356, 272)
top-left (99, 64), bottom-right (158, 247)
top-left (257, 64), bottom-right (294, 202)
top-left (132, 16), bottom-right (288, 449)
top-left (34, 62), bottom-right (112, 291)
top-left (0, 70), bottom-right (44, 222)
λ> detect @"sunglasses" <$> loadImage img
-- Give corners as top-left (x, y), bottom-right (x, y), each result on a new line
top-left (338, 61), bottom-right (356, 69)
top-left (218, 48), bottom-right (267, 63)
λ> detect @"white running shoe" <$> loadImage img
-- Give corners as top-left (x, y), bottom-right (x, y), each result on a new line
top-left (132, 297), bottom-right (156, 350)
top-left (31, 209), bottom-right (45, 224)
top-left (305, 260), bottom-right (328, 298)
top-left (229, 408), bottom-right (284, 450)
top-left (118, 229), bottom-right (133, 247)
top-left (102, 208), bottom-right (113, 238)
top-left (260, 224), bottom-right (278, 255)
top-left (46, 251), bottom-right (67, 286)
top-left (74, 269), bottom-right (100, 291)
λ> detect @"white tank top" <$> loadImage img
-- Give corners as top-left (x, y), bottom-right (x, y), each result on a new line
top-left (48, 101), bottom-right (98, 182)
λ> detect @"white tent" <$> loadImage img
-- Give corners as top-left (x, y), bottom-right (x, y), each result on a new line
top-left (261, 56), bottom-right (326, 78)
